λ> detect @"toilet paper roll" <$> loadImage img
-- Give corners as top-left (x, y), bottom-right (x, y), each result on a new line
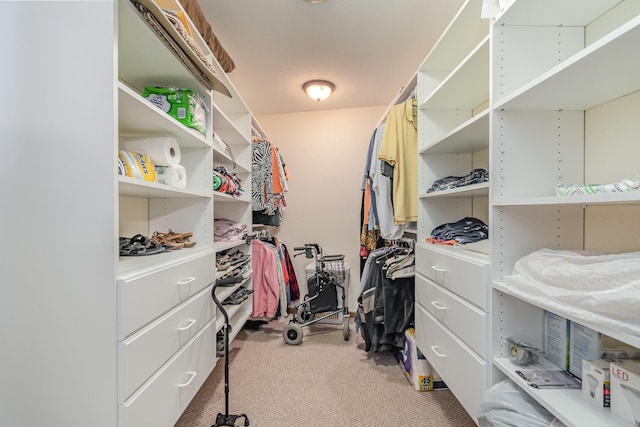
top-left (155, 165), bottom-right (187, 189)
top-left (120, 137), bottom-right (181, 167)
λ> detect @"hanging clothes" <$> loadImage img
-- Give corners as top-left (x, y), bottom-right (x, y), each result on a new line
top-left (252, 139), bottom-right (289, 226)
top-left (356, 245), bottom-right (415, 353)
top-left (251, 140), bottom-right (275, 215)
top-left (370, 122), bottom-right (405, 239)
top-left (251, 239), bottom-right (280, 319)
top-left (377, 98), bottom-right (418, 225)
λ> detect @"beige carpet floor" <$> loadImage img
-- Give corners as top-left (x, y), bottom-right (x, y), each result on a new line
top-left (176, 317), bottom-right (476, 427)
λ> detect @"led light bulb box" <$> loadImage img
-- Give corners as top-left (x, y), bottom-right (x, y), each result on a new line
top-left (582, 359), bottom-right (611, 407)
top-left (569, 322), bottom-right (602, 378)
top-left (396, 328), bottom-right (446, 392)
top-left (544, 311), bottom-right (570, 371)
top-left (610, 360), bottom-right (640, 426)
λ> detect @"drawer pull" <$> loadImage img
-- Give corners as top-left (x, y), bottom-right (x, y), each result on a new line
top-left (431, 301), bottom-right (446, 310)
top-left (431, 265), bottom-right (446, 273)
top-left (178, 319), bottom-right (197, 331)
top-left (177, 277), bottom-right (196, 286)
top-left (178, 371), bottom-right (197, 388)
top-left (431, 346), bottom-right (446, 358)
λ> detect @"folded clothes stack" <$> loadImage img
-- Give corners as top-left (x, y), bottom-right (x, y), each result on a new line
top-left (214, 218), bottom-right (248, 242)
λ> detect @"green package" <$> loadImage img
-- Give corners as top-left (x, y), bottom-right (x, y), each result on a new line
top-left (143, 86), bottom-right (206, 135)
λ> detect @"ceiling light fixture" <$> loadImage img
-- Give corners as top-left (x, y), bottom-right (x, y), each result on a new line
top-left (303, 80), bottom-right (335, 102)
top-left (304, 0), bottom-right (327, 3)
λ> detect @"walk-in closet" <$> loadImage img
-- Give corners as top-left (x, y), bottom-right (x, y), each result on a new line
top-left (2, 0), bottom-right (640, 426)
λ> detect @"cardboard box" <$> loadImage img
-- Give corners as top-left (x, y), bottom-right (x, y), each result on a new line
top-left (610, 360), bottom-right (640, 426)
top-left (582, 359), bottom-right (612, 408)
top-left (396, 328), bottom-right (447, 392)
top-left (544, 311), bottom-right (570, 371)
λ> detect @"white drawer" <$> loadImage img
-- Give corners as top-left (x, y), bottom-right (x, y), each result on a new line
top-left (119, 319), bottom-right (218, 427)
top-left (117, 251), bottom-right (216, 339)
top-left (414, 304), bottom-right (488, 423)
top-left (415, 244), bottom-right (489, 310)
top-left (415, 273), bottom-right (489, 359)
top-left (118, 284), bottom-right (216, 402)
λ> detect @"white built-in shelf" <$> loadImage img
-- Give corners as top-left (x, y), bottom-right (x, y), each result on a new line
top-left (119, 176), bottom-right (211, 198)
top-left (493, 357), bottom-right (632, 427)
top-left (216, 299), bottom-right (253, 334)
top-left (213, 150), bottom-right (250, 174)
top-left (420, 110), bottom-right (489, 154)
top-left (118, 0), bottom-right (209, 96)
top-left (420, 36), bottom-right (489, 110)
top-left (493, 281), bottom-right (640, 349)
top-left (417, 241), bottom-right (490, 265)
top-left (421, 0), bottom-right (489, 73)
top-left (118, 83), bottom-right (210, 148)
top-left (213, 192), bottom-right (250, 203)
top-left (214, 240), bottom-right (247, 253)
top-left (212, 103), bottom-right (251, 146)
top-left (214, 276), bottom-right (251, 301)
top-left (118, 247), bottom-right (215, 279)
top-left (496, 0), bottom-right (624, 26)
top-left (494, 15), bottom-right (640, 111)
top-left (420, 182), bottom-right (489, 199)
top-left (493, 191), bottom-right (640, 207)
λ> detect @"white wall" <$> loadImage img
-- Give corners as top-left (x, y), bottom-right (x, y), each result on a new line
top-left (257, 105), bottom-right (386, 311)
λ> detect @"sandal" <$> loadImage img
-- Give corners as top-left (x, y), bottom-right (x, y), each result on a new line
top-left (216, 254), bottom-right (230, 271)
top-left (167, 230), bottom-right (197, 248)
top-left (120, 234), bottom-right (165, 256)
top-left (151, 231), bottom-right (184, 250)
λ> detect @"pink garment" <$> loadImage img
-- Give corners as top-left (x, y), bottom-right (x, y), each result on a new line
top-left (251, 240), bottom-right (280, 318)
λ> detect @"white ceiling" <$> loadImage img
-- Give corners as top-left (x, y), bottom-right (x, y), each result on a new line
top-left (198, 0), bottom-right (465, 116)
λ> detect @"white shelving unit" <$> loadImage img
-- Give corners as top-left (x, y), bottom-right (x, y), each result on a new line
top-left (412, 0), bottom-right (640, 424)
top-left (490, 1), bottom-right (640, 426)
top-left (413, 0), bottom-right (492, 422)
top-left (1, 0), bottom-right (263, 425)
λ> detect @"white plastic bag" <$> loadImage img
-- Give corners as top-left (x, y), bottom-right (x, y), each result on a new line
top-left (477, 379), bottom-right (564, 427)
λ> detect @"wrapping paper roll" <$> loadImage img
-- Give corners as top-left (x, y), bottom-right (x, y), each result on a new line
top-left (155, 165), bottom-right (187, 189)
top-left (120, 137), bottom-right (181, 167)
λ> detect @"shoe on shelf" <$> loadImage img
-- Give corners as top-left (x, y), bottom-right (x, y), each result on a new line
top-left (151, 231), bottom-right (184, 250)
top-left (216, 254), bottom-right (231, 271)
top-left (119, 234), bottom-right (166, 256)
top-left (167, 230), bottom-right (196, 248)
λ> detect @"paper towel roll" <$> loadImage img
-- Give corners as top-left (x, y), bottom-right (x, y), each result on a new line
top-left (155, 165), bottom-right (187, 189)
top-left (120, 137), bottom-right (181, 167)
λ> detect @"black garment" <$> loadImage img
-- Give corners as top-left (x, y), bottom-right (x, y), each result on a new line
top-left (358, 252), bottom-right (415, 353)
top-left (431, 217), bottom-right (489, 244)
top-left (427, 168), bottom-right (488, 193)
top-left (252, 209), bottom-right (281, 227)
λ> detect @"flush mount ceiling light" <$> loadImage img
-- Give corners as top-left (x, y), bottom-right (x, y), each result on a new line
top-left (303, 80), bottom-right (335, 102)
top-left (304, 0), bottom-right (327, 3)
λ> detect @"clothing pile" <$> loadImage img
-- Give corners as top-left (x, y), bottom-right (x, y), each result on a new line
top-left (213, 166), bottom-right (243, 198)
top-left (427, 168), bottom-right (488, 193)
top-left (427, 217), bottom-right (489, 245)
top-left (214, 218), bottom-right (247, 242)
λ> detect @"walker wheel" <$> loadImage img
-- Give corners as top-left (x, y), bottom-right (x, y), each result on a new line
top-left (283, 322), bottom-right (303, 345)
top-left (343, 316), bottom-right (350, 341)
top-left (296, 304), bottom-right (315, 323)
